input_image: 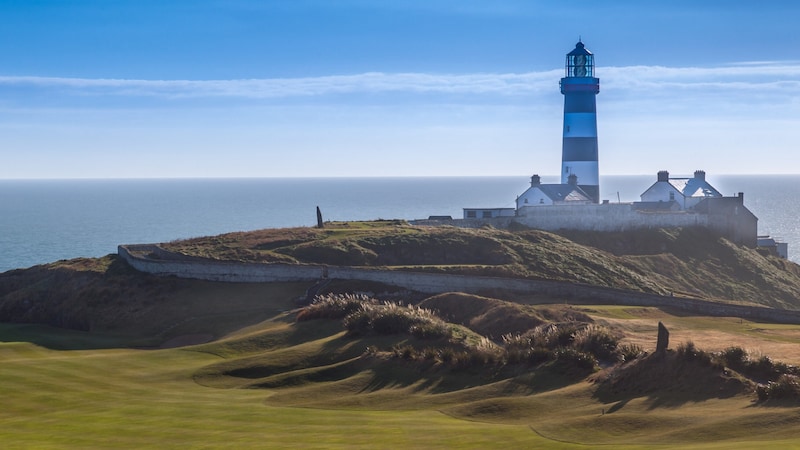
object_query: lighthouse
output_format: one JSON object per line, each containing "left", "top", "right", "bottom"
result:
{"left": 560, "top": 40, "right": 600, "bottom": 203}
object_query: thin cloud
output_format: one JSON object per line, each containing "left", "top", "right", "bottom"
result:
{"left": 0, "top": 62, "right": 799, "bottom": 99}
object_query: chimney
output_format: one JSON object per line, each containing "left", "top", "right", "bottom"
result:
{"left": 738, "top": 192, "right": 744, "bottom": 204}
{"left": 530, "top": 174, "right": 541, "bottom": 186}
{"left": 567, "top": 173, "right": 578, "bottom": 186}
{"left": 657, "top": 170, "right": 669, "bottom": 182}
{"left": 694, "top": 170, "right": 706, "bottom": 181}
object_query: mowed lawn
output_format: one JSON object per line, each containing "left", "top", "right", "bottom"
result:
{"left": 0, "top": 337, "right": 565, "bottom": 449}
{"left": 3, "top": 309, "right": 800, "bottom": 448}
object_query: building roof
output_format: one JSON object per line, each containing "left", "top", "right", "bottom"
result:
{"left": 567, "top": 41, "right": 592, "bottom": 56}
{"left": 667, "top": 178, "right": 722, "bottom": 198}
{"left": 521, "top": 183, "right": 592, "bottom": 203}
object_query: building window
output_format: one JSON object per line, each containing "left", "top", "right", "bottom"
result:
{"left": 482, "top": 211, "right": 493, "bottom": 218}
{"left": 466, "top": 211, "right": 476, "bottom": 218}
{"left": 669, "top": 191, "right": 675, "bottom": 201}
{"left": 524, "top": 198, "right": 528, "bottom": 203}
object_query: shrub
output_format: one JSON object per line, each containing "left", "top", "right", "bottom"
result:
{"left": 676, "top": 341, "right": 712, "bottom": 365}
{"left": 297, "top": 293, "right": 373, "bottom": 321}
{"left": 553, "top": 347, "right": 596, "bottom": 371}
{"left": 617, "top": 343, "right": 644, "bottom": 363}
{"left": 343, "top": 301, "right": 450, "bottom": 339}
{"left": 391, "top": 344, "right": 417, "bottom": 359}
{"left": 502, "top": 332, "right": 532, "bottom": 351}
{"left": 530, "top": 323, "right": 579, "bottom": 349}
{"left": 757, "top": 375, "right": 800, "bottom": 402}
{"left": 573, "top": 325, "right": 619, "bottom": 361}
{"left": 718, "top": 346, "right": 748, "bottom": 371}
{"left": 438, "top": 347, "right": 456, "bottom": 363}
{"left": 342, "top": 305, "right": 375, "bottom": 336}
{"left": 409, "top": 321, "right": 450, "bottom": 340}
{"left": 421, "top": 347, "right": 438, "bottom": 360}
{"left": 527, "top": 347, "right": 552, "bottom": 365}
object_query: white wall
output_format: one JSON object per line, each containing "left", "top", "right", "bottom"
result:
{"left": 516, "top": 187, "right": 552, "bottom": 208}
{"left": 641, "top": 182, "right": 683, "bottom": 208}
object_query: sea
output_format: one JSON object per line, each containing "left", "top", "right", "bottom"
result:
{"left": 1, "top": 175, "right": 798, "bottom": 273}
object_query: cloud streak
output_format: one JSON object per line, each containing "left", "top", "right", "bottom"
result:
{"left": 1, "top": 62, "right": 799, "bottom": 100}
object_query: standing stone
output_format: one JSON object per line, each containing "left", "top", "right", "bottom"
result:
{"left": 656, "top": 321, "right": 669, "bottom": 353}
{"left": 316, "top": 206, "right": 324, "bottom": 229}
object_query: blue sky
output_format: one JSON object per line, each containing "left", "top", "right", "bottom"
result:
{"left": 2, "top": 0, "right": 799, "bottom": 178}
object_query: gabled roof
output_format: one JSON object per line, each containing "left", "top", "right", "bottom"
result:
{"left": 667, "top": 178, "right": 722, "bottom": 198}
{"left": 522, "top": 184, "right": 592, "bottom": 203}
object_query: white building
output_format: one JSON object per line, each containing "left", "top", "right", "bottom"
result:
{"left": 516, "top": 174, "right": 592, "bottom": 214}
{"left": 640, "top": 170, "right": 722, "bottom": 210}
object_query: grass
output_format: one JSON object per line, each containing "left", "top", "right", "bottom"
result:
{"left": 0, "top": 336, "right": 573, "bottom": 449}
{"left": 3, "top": 302, "right": 800, "bottom": 447}
{"left": 581, "top": 305, "right": 800, "bottom": 364}
{"left": 158, "top": 221, "right": 800, "bottom": 310}
{"left": 5, "top": 222, "right": 800, "bottom": 447}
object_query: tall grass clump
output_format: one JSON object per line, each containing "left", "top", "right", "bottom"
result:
{"left": 296, "top": 293, "right": 375, "bottom": 321}
{"left": 572, "top": 324, "right": 619, "bottom": 361}
{"left": 617, "top": 343, "right": 644, "bottom": 362}
{"left": 529, "top": 323, "right": 580, "bottom": 349}
{"left": 676, "top": 340, "right": 713, "bottom": 366}
{"left": 343, "top": 302, "right": 450, "bottom": 339}
{"left": 715, "top": 347, "right": 799, "bottom": 382}
{"left": 757, "top": 375, "right": 800, "bottom": 402}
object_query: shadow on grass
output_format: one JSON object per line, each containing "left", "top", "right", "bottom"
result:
{"left": 0, "top": 323, "right": 152, "bottom": 350}
{"left": 593, "top": 351, "right": 749, "bottom": 410}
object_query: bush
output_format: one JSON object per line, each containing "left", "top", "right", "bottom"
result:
{"left": 617, "top": 343, "right": 644, "bottom": 363}
{"left": 529, "top": 323, "right": 579, "bottom": 349}
{"left": 676, "top": 341, "right": 712, "bottom": 365}
{"left": 343, "top": 302, "right": 450, "bottom": 339}
{"left": 573, "top": 325, "right": 619, "bottom": 361}
{"left": 297, "top": 293, "right": 374, "bottom": 321}
{"left": 718, "top": 346, "right": 748, "bottom": 371}
{"left": 527, "top": 347, "right": 552, "bottom": 365}
{"left": 757, "top": 375, "right": 800, "bottom": 402}
{"left": 409, "top": 321, "right": 450, "bottom": 340}
{"left": 715, "top": 348, "right": 799, "bottom": 382}
{"left": 501, "top": 332, "right": 532, "bottom": 351}
{"left": 342, "top": 305, "right": 375, "bottom": 336}
{"left": 553, "top": 347, "right": 596, "bottom": 372}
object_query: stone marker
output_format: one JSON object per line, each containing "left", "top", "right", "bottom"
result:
{"left": 316, "top": 206, "right": 324, "bottom": 229}
{"left": 656, "top": 321, "right": 669, "bottom": 353}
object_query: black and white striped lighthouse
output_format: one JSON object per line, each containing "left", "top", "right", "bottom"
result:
{"left": 560, "top": 40, "right": 600, "bottom": 203}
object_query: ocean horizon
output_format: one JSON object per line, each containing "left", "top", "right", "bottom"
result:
{"left": 2, "top": 175, "right": 798, "bottom": 273}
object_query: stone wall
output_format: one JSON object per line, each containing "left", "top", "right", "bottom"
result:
{"left": 118, "top": 244, "right": 800, "bottom": 324}
{"left": 414, "top": 200, "right": 756, "bottom": 247}
{"left": 515, "top": 203, "right": 708, "bottom": 232}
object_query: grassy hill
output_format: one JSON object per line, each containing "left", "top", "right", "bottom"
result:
{"left": 164, "top": 221, "right": 800, "bottom": 309}
{"left": 2, "top": 292, "right": 800, "bottom": 447}
{"left": 3, "top": 221, "right": 800, "bottom": 447}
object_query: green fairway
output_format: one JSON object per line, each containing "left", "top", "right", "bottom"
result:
{"left": 0, "top": 339, "right": 576, "bottom": 449}
{"left": 2, "top": 314, "right": 800, "bottom": 449}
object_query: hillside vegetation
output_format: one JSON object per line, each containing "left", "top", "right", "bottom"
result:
{"left": 3, "top": 221, "right": 800, "bottom": 447}
{"left": 164, "top": 221, "right": 800, "bottom": 309}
